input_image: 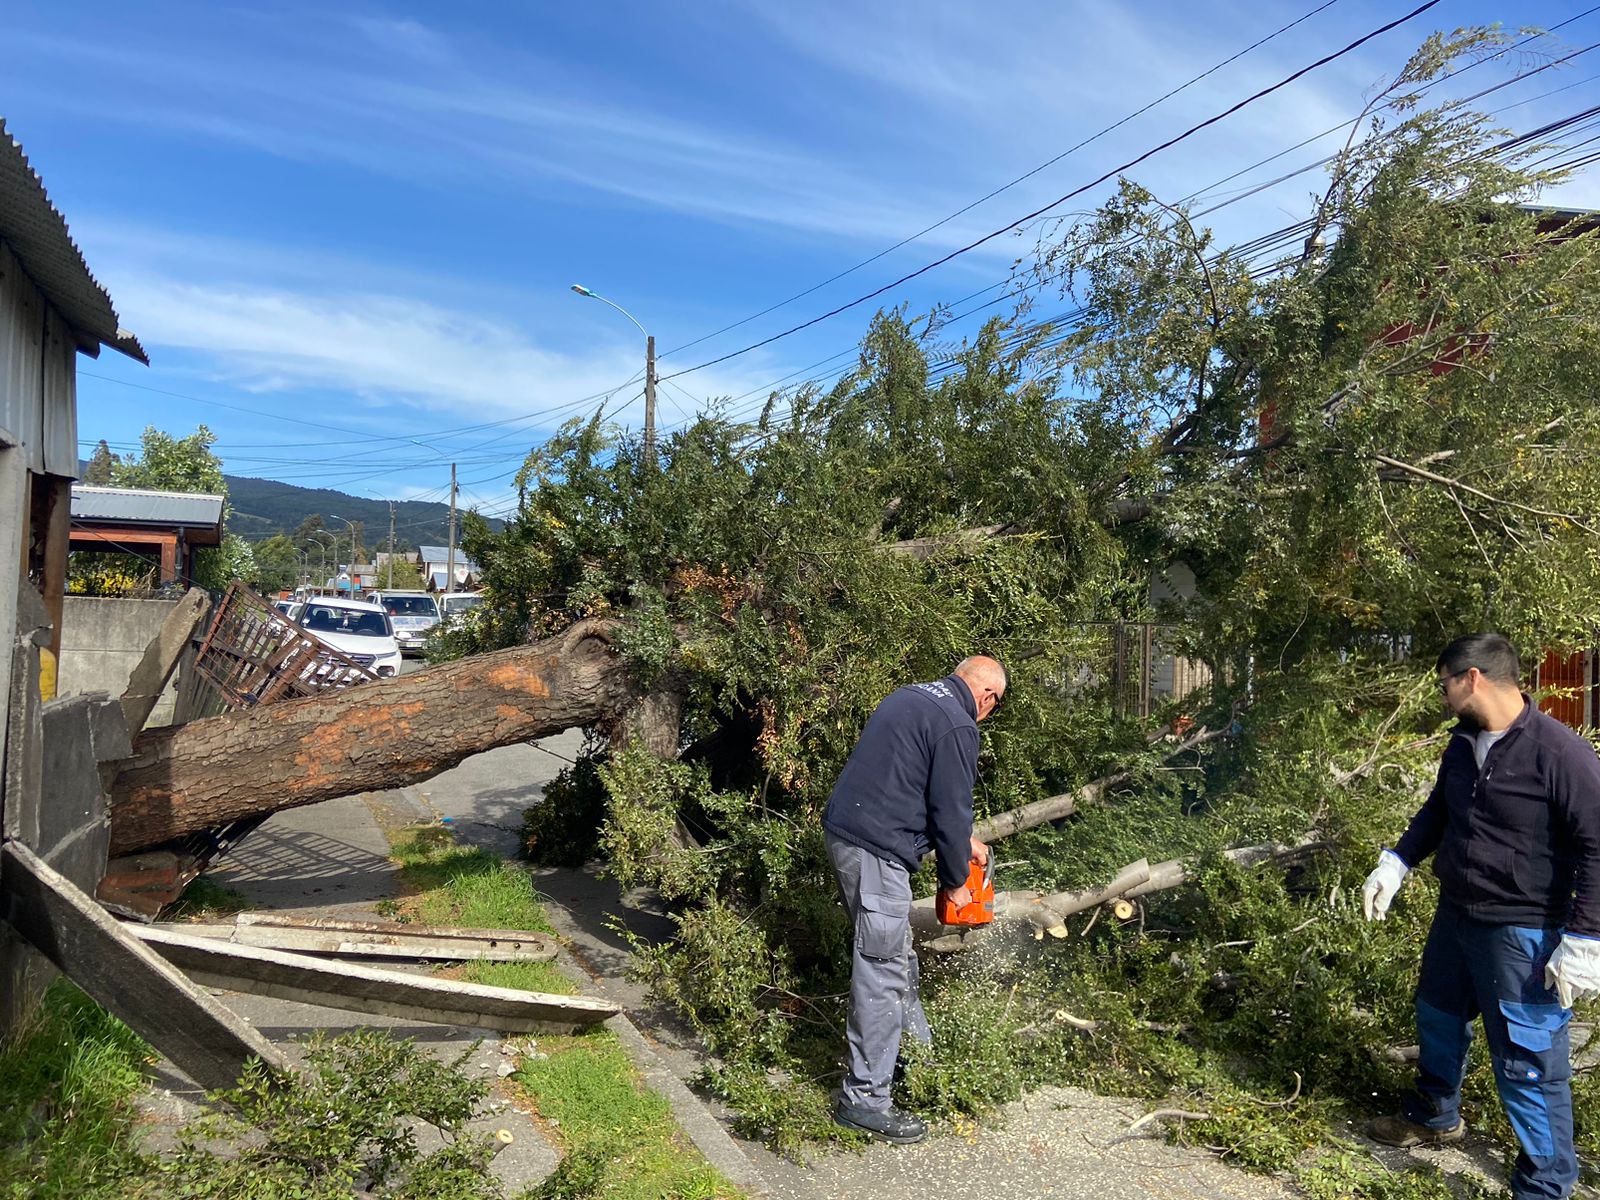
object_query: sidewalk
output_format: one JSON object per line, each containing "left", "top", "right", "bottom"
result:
{"left": 155, "top": 740, "right": 1502, "bottom": 1199}
{"left": 381, "top": 741, "right": 1300, "bottom": 1200}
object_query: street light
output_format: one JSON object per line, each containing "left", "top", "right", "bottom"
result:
{"left": 410, "top": 441, "right": 458, "bottom": 596}
{"left": 308, "top": 531, "right": 334, "bottom": 591}
{"left": 328, "top": 514, "right": 357, "bottom": 594}
{"left": 570, "top": 283, "right": 656, "bottom": 466}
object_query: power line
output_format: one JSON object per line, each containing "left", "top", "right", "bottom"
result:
{"left": 658, "top": 1, "right": 1443, "bottom": 384}
{"left": 703, "top": 98, "right": 1600, "bottom": 440}
{"left": 660, "top": 31, "right": 1600, "bottom": 436}
{"left": 659, "top": 0, "right": 1347, "bottom": 361}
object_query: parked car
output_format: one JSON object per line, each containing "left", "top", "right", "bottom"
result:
{"left": 295, "top": 597, "right": 402, "bottom": 677}
{"left": 367, "top": 590, "right": 440, "bottom": 657}
{"left": 438, "top": 591, "right": 484, "bottom": 620}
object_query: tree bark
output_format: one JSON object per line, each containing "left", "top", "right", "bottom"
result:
{"left": 109, "top": 619, "right": 638, "bottom": 855}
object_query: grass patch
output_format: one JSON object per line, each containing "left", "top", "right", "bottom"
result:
{"left": 163, "top": 872, "right": 248, "bottom": 920}
{"left": 390, "top": 823, "right": 743, "bottom": 1197}
{"left": 0, "top": 979, "right": 153, "bottom": 1200}
{"left": 388, "top": 823, "right": 570, "bottom": 994}
{"left": 518, "top": 1030, "right": 740, "bottom": 1200}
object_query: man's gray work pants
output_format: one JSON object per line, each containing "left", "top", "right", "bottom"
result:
{"left": 826, "top": 835, "right": 932, "bottom": 1112}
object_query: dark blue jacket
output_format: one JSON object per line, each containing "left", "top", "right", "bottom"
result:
{"left": 1395, "top": 696, "right": 1600, "bottom": 935}
{"left": 822, "top": 675, "right": 980, "bottom": 889}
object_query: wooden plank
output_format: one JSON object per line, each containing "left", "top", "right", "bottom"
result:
{"left": 120, "top": 588, "right": 209, "bottom": 734}
{"left": 146, "top": 913, "right": 559, "bottom": 962}
{"left": 0, "top": 841, "right": 292, "bottom": 1091}
{"left": 132, "top": 923, "right": 618, "bottom": 1032}
{"left": 233, "top": 912, "right": 558, "bottom": 961}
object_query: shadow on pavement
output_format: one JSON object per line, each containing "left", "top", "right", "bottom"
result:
{"left": 211, "top": 826, "right": 400, "bottom": 909}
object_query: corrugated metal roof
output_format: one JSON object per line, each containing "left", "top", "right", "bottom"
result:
{"left": 418, "top": 545, "right": 479, "bottom": 572}
{"left": 0, "top": 119, "right": 146, "bottom": 363}
{"left": 71, "top": 484, "right": 224, "bottom": 528}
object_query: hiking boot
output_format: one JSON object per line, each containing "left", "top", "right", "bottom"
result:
{"left": 833, "top": 1101, "right": 928, "bottom": 1145}
{"left": 1366, "top": 1114, "right": 1465, "bottom": 1148}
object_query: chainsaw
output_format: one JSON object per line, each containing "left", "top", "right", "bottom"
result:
{"left": 935, "top": 853, "right": 995, "bottom": 926}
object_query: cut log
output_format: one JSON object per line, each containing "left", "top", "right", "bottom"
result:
{"left": 914, "top": 838, "right": 1325, "bottom": 947}
{"left": 0, "top": 841, "right": 292, "bottom": 1091}
{"left": 154, "top": 912, "right": 559, "bottom": 962}
{"left": 132, "top": 923, "right": 618, "bottom": 1032}
{"left": 109, "top": 619, "right": 637, "bottom": 855}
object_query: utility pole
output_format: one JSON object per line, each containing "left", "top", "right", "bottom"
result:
{"left": 644, "top": 334, "right": 657, "bottom": 468}
{"left": 446, "top": 463, "right": 457, "bottom": 595}
{"left": 386, "top": 500, "right": 396, "bottom": 589}
{"left": 570, "top": 286, "right": 655, "bottom": 469}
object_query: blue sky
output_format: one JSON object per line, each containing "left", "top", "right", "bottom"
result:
{"left": 8, "top": 1, "right": 1600, "bottom": 521}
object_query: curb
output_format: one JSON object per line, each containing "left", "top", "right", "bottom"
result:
{"left": 539, "top": 928, "right": 770, "bottom": 1197}
{"left": 601, "top": 1006, "right": 769, "bottom": 1197}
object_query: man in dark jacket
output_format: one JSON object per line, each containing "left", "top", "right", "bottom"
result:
{"left": 1363, "top": 633, "right": 1600, "bottom": 1199}
{"left": 822, "top": 655, "right": 1006, "bottom": 1144}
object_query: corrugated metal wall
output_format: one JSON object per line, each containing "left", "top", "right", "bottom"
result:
{"left": 0, "top": 239, "right": 78, "bottom": 477}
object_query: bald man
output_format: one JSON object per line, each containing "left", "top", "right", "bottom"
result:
{"left": 822, "top": 656, "right": 1005, "bottom": 1143}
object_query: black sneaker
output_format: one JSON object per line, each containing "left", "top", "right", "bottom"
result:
{"left": 1366, "top": 1114, "right": 1465, "bottom": 1148}
{"left": 833, "top": 1100, "right": 928, "bottom": 1145}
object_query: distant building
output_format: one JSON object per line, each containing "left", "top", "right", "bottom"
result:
{"left": 69, "top": 485, "right": 224, "bottom": 587}
{"left": 414, "top": 545, "right": 479, "bottom": 591}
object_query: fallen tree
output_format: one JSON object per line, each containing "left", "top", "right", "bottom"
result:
{"left": 108, "top": 618, "right": 649, "bottom": 855}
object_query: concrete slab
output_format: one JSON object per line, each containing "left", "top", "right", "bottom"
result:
{"left": 209, "top": 793, "right": 403, "bottom": 915}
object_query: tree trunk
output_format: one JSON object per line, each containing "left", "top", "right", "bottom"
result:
{"left": 109, "top": 619, "right": 637, "bottom": 855}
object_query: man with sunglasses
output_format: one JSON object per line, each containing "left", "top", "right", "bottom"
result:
{"left": 822, "top": 655, "right": 1006, "bottom": 1144}
{"left": 1363, "top": 633, "right": 1600, "bottom": 1199}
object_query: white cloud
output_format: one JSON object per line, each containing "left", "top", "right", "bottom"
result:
{"left": 107, "top": 268, "right": 784, "bottom": 423}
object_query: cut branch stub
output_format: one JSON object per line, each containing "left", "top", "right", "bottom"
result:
{"left": 109, "top": 619, "right": 639, "bottom": 855}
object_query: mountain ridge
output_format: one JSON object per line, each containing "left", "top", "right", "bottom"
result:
{"left": 222, "top": 474, "right": 504, "bottom": 549}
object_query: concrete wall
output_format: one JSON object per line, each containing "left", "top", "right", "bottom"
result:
{"left": 58, "top": 596, "right": 181, "bottom": 727}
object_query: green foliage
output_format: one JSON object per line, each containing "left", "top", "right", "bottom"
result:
{"left": 112, "top": 424, "right": 227, "bottom": 495}
{"left": 155, "top": 1031, "right": 502, "bottom": 1199}
{"left": 252, "top": 533, "right": 302, "bottom": 594}
{"left": 0, "top": 980, "right": 152, "bottom": 1200}
{"left": 385, "top": 554, "right": 428, "bottom": 590}
{"left": 81, "top": 438, "right": 118, "bottom": 485}
{"left": 66, "top": 550, "right": 154, "bottom": 597}
{"left": 521, "top": 755, "right": 610, "bottom": 867}
{"left": 439, "top": 30, "right": 1600, "bottom": 1196}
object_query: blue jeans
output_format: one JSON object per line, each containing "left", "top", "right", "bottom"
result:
{"left": 1407, "top": 901, "right": 1577, "bottom": 1199}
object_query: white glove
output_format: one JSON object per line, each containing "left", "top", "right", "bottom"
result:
{"left": 1362, "top": 850, "right": 1410, "bottom": 921}
{"left": 1545, "top": 933, "right": 1600, "bottom": 1009}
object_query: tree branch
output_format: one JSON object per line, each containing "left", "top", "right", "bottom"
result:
{"left": 1371, "top": 452, "right": 1600, "bottom": 536}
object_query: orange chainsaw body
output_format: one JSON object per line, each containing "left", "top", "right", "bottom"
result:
{"left": 935, "top": 854, "right": 995, "bottom": 926}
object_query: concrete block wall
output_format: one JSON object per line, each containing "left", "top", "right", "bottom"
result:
{"left": 58, "top": 596, "right": 181, "bottom": 727}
